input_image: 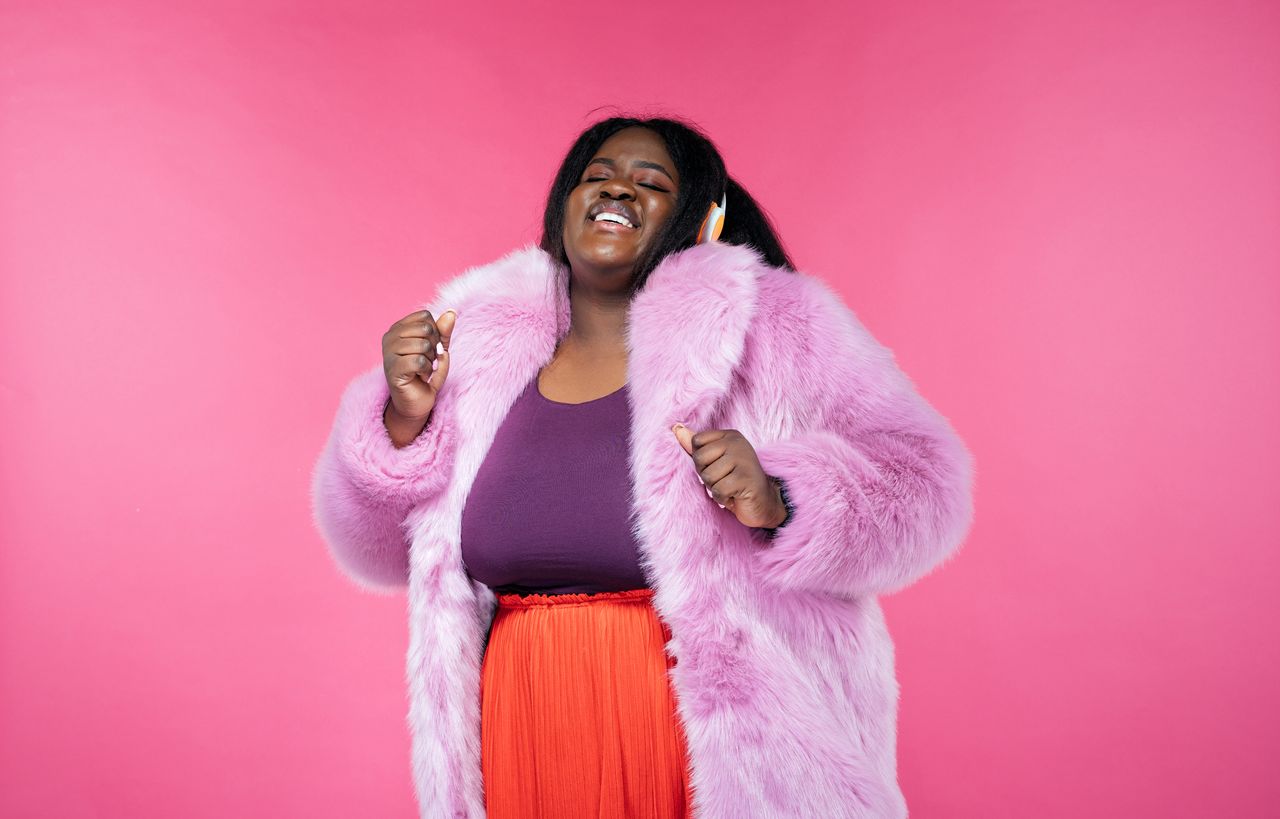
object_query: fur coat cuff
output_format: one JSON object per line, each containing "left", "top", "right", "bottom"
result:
{"left": 751, "top": 422, "right": 974, "bottom": 600}
{"left": 310, "top": 363, "right": 456, "bottom": 591}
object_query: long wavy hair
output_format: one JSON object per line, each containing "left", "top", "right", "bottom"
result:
{"left": 539, "top": 115, "right": 795, "bottom": 295}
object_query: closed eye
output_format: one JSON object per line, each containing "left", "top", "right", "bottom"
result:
{"left": 584, "top": 176, "right": 669, "bottom": 193}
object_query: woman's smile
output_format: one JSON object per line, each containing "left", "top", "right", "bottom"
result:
{"left": 591, "top": 218, "right": 637, "bottom": 232}
{"left": 588, "top": 200, "right": 641, "bottom": 230}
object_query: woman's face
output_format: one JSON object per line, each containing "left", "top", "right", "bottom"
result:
{"left": 562, "top": 126, "right": 681, "bottom": 287}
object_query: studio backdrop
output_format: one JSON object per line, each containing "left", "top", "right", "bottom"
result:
{"left": 1, "top": 1, "right": 1277, "bottom": 817}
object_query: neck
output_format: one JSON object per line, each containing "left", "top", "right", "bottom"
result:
{"left": 562, "top": 274, "right": 631, "bottom": 353}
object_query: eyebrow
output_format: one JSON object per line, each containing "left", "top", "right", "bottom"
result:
{"left": 586, "top": 156, "right": 676, "bottom": 183}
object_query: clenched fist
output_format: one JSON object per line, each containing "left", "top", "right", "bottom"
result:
{"left": 671, "top": 423, "right": 789, "bottom": 532}
{"left": 381, "top": 308, "right": 457, "bottom": 447}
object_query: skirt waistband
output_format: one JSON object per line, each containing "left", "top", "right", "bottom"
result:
{"left": 496, "top": 587, "right": 655, "bottom": 609}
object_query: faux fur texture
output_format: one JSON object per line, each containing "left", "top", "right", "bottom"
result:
{"left": 310, "top": 240, "right": 976, "bottom": 817}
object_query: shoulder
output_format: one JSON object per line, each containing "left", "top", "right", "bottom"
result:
{"left": 751, "top": 259, "right": 897, "bottom": 371}
{"left": 423, "top": 243, "right": 560, "bottom": 315}
{"left": 738, "top": 258, "right": 912, "bottom": 432}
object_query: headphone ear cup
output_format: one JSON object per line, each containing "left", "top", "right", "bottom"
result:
{"left": 697, "top": 196, "right": 727, "bottom": 244}
{"left": 696, "top": 202, "right": 714, "bottom": 244}
{"left": 708, "top": 205, "right": 725, "bottom": 242}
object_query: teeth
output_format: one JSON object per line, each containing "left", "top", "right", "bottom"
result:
{"left": 594, "top": 212, "right": 634, "bottom": 228}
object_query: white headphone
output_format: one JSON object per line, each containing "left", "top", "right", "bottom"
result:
{"left": 696, "top": 192, "right": 728, "bottom": 244}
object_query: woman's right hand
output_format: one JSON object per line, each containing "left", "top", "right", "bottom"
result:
{"left": 382, "top": 308, "right": 458, "bottom": 429}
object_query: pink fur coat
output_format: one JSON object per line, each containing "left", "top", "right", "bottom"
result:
{"left": 310, "top": 240, "right": 975, "bottom": 818}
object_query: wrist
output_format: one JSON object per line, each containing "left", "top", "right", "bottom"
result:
{"left": 764, "top": 476, "right": 792, "bottom": 530}
{"left": 385, "top": 396, "right": 435, "bottom": 423}
{"left": 383, "top": 398, "right": 432, "bottom": 447}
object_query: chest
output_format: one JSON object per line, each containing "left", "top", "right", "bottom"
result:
{"left": 535, "top": 345, "right": 628, "bottom": 404}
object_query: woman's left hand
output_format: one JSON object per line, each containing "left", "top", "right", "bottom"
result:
{"left": 672, "top": 423, "right": 789, "bottom": 531}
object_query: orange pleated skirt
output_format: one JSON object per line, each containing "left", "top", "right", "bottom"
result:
{"left": 480, "top": 587, "right": 693, "bottom": 818}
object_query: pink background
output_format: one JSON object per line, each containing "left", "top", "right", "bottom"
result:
{"left": 2, "top": 1, "right": 1277, "bottom": 817}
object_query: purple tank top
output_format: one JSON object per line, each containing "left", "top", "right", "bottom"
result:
{"left": 460, "top": 373, "right": 649, "bottom": 595}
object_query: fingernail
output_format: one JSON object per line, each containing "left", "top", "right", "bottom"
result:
{"left": 717, "top": 503, "right": 725, "bottom": 509}
{"left": 431, "top": 358, "right": 439, "bottom": 372}
{"left": 436, "top": 341, "right": 444, "bottom": 355}
{"left": 705, "top": 485, "right": 713, "bottom": 498}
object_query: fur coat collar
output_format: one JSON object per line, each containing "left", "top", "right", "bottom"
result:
{"left": 311, "top": 240, "right": 975, "bottom": 818}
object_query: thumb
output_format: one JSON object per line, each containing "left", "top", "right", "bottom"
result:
{"left": 436, "top": 308, "right": 458, "bottom": 349}
{"left": 671, "top": 422, "right": 694, "bottom": 456}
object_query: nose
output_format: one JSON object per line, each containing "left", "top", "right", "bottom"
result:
{"left": 598, "top": 177, "right": 636, "bottom": 200}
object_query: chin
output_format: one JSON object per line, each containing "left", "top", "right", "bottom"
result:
{"left": 567, "top": 237, "right": 643, "bottom": 273}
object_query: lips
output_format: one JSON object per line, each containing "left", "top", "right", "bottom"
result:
{"left": 587, "top": 200, "right": 640, "bottom": 229}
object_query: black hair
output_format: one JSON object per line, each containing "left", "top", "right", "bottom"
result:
{"left": 539, "top": 114, "right": 795, "bottom": 294}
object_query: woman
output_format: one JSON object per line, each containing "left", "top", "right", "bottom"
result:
{"left": 311, "top": 115, "right": 975, "bottom": 819}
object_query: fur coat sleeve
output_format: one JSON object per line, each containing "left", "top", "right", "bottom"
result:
{"left": 310, "top": 354, "right": 456, "bottom": 593}
{"left": 747, "top": 272, "right": 975, "bottom": 600}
